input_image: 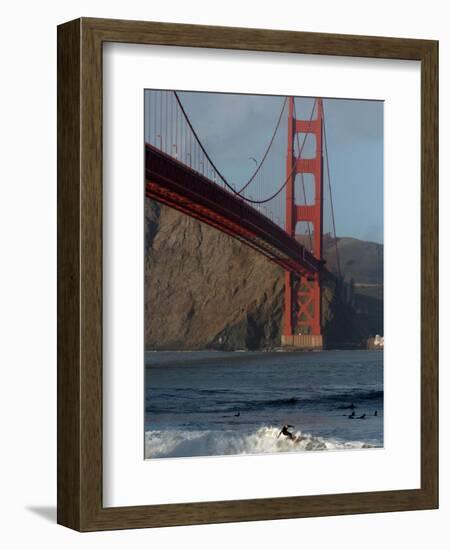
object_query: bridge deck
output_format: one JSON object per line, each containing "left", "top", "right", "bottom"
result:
{"left": 145, "top": 143, "right": 323, "bottom": 276}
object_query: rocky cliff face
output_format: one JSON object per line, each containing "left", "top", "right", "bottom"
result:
{"left": 145, "top": 200, "right": 284, "bottom": 350}
{"left": 144, "top": 200, "right": 382, "bottom": 350}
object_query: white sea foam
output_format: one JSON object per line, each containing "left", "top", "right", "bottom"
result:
{"left": 145, "top": 426, "right": 377, "bottom": 459}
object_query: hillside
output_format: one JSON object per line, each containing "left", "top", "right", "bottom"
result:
{"left": 145, "top": 200, "right": 383, "bottom": 350}
{"left": 297, "top": 233, "right": 384, "bottom": 338}
{"left": 297, "top": 233, "right": 383, "bottom": 285}
{"left": 145, "top": 200, "right": 284, "bottom": 351}
{"left": 321, "top": 234, "right": 383, "bottom": 337}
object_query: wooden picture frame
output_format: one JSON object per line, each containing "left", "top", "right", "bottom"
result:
{"left": 57, "top": 17, "right": 438, "bottom": 531}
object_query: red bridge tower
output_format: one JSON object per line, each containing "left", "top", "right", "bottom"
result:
{"left": 282, "top": 97, "right": 324, "bottom": 350}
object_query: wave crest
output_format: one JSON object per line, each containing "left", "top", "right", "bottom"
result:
{"left": 145, "top": 426, "right": 377, "bottom": 459}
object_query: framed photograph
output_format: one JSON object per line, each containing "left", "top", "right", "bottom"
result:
{"left": 57, "top": 17, "right": 438, "bottom": 531}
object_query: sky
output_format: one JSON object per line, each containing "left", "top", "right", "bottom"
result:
{"left": 145, "top": 90, "right": 384, "bottom": 244}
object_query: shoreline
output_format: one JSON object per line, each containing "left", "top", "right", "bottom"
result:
{"left": 144, "top": 348, "right": 383, "bottom": 368}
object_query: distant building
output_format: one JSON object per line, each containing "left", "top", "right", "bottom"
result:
{"left": 367, "top": 334, "right": 384, "bottom": 349}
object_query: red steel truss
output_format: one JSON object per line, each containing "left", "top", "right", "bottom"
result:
{"left": 283, "top": 97, "right": 324, "bottom": 338}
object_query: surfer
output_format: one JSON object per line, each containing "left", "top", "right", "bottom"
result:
{"left": 277, "top": 424, "right": 296, "bottom": 441}
{"left": 358, "top": 413, "right": 366, "bottom": 419}
{"left": 348, "top": 411, "right": 356, "bottom": 419}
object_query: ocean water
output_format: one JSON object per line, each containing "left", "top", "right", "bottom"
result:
{"left": 144, "top": 349, "right": 383, "bottom": 459}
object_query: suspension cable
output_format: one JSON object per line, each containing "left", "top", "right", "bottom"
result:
{"left": 174, "top": 91, "right": 286, "bottom": 196}
{"left": 240, "top": 99, "right": 317, "bottom": 204}
{"left": 322, "top": 101, "right": 342, "bottom": 279}
{"left": 231, "top": 99, "right": 317, "bottom": 204}
{"left": 236, "top": 97, "right": 287, "bottom": 193}
{"left": 174, "top": 91, "right": 317, "bottom": 205}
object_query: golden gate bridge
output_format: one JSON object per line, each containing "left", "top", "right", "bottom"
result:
{"left": 145, "top": 91, "right": 342, "bottom": 350}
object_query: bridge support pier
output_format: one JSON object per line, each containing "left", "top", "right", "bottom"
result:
{"left": 281, "top": 334, "right": 323, "bottom": 350}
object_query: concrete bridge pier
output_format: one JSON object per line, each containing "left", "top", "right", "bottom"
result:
{"left": 281, "top": 334, "right": 323, "bottom": 351}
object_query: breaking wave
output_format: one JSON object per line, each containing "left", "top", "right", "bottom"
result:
{"left": 145, "top": 426, "right": 379, "bottom": 459}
